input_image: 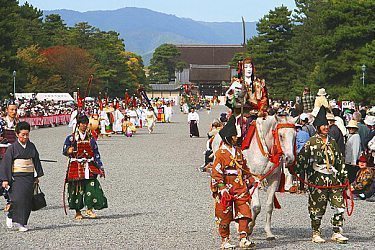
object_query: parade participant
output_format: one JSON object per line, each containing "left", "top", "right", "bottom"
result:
{"left": 88, "top": 110, "right": 100, "bottom": 140}
{"left": 0, "top": 99, "right": 19, "bottom": 212}
{"left": 188, "top": 107, "right": 199, "bottom": 137}
{"left": 68, "top": 107, "right": 78, "bottom": 133}
{"left": 293, "top": 106, "right": 349, "bottom": 243}
{"left": 122, "top": 116, "right": 135, "bottom": 137}
{"left": 345, "top": 120, "right": 361, "bottom": 183}
{"left": 127, "top": 106, "right": 138, "bottom": 127}
{"left": 211, "top": 117, "right": 255, "bottom": 249}
{"left": 145, "top": 107, "right": 156, "bottom": 134}
{"left": 226, "top": 58, "right": 268, "bottom": 116}
{"left": 164, "top": 102, "right": 173, "bottom": 123}
{"left": 112, "top": 106, "right": 124, "bottom": 134}
{"left": 0, "top": 99, "right": 19, "bottom": 146}
{"left": 0, "top": 121, "right": 44, "bottom": 231}
{"left": 351, "top": 155, "right": 375, "bottom": 200}
{"left": 99, "top": 109, "right": 110, "bottom": 137}
{"left": 63, "top": 115, "right": 108, "bottom": 220}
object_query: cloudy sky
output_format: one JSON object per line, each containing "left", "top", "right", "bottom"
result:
{"left": 19, "top": 0, "right": 296, "bottom": 22}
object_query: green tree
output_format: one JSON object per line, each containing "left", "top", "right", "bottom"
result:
{"left": 247, "top": 6, "right": 294, "bottom": 99}
{"left": 42, "top": 14, "right": 69, "bottom": 47}
{"left": 148, "top": 44, "right": 181, "bottom": 84}
{"left": 290, "top": 0, "right": 374, "bottom": 103}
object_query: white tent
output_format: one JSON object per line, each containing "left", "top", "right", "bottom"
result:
{"left": 35, "top": 93, "right": 74, "bottom": 101}
{"left": 15, "top": 93, "right": 35, "bottom": 99}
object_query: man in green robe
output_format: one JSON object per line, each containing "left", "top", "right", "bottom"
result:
{"left": 292, "top": 106, "right": 349, "bottom": 244}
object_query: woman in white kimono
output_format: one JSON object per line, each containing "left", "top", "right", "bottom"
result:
{"left": 145, "top": 107, "right": 156, "bottom": 134}
{"left": 112, "top": 108, "right": 124, "bottom": 134}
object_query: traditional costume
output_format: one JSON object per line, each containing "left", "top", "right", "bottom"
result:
{"left": 63, "top": 115, "right": 107, "bottom": 219}
{"left": 99, "top": 110, "right": 110, "bottom": 136}
{"left": 293, "top": 106, "right": 349, "bottom": 243}
{"left": 127, "top": 108, "right": 138, "bottom": 127}
{"left": 351, "top": 155, "right": 375, "bottom": 199}
{"left": 0, "top": 100, "right": 19, "bottom": 212}
{"left": 145, "top": 108, "right": 156, "bottom": 134}
{"left": 188, "top": 108, "right": 199, "bottom": 137}
{"left": 122, "top": 118, "right": 136, "bottom": 137}
{"left": 112, "top": 108, "right": 124, "bottom": 134}
{"left": 210, "top": 117, "right": 255, "bottom": 249}
{"left": 0, "top": 122, "right": 44, "bottom": 231}
{"left": 164, "top": 103, "right": 173, "bottom": 123}
{"left": 225, "top": 58, "right": 268, "bottom": 142}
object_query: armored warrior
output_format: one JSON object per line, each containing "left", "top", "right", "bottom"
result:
{"left": 210, "top": 116, "right": 255, "bottom": 249}
{"left": 0, "top": 99, "right": 19, "bottom": 212}
{"left": 293, "top": 106, "right": 349, "bottom": 243}
{"left": 63, "top": 115, "right": 108, "bottom": 220}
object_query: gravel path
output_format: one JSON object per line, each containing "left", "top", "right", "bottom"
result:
{"left": 0, "top": 106, "right": 373, "bottom": 249}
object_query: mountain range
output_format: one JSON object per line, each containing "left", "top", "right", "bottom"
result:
{"left": 43, "top": 7, "right": 257, "bottom": 65}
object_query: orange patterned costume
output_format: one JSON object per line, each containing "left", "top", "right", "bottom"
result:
{"left": 211, "top": 145, "right": 254, "bottom": 238}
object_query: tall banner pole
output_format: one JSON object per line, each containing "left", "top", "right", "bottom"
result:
{"left": 240, "top": 17, "right": 247, "bottom": 136}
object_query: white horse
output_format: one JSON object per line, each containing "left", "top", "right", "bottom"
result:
{"left": 212, "top": 115, "right": 296, "bottom": 240}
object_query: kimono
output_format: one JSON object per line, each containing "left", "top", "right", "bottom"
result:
{"left": 63, "top": 131, "right": 107, "bottom": 211}
{"left": 352, "top": 167, "right": 375, "bottom": 198}
{"left": 112, "top": 109, "right": 124, "bottom": 133}
{"left": 295, "top": 134, "right": 348, "bottom": 233}
{"left": 0, "top": 116, "right": 18, "bottom": 206}
{"left": 188, "top": 111, "right": 199, "bottom": 137}
{"left": 145, "top": 110, "right": 156, "bottom": 133}
{"left": 211, "top": 145, "right": 253, "bottom": 238}
{"left": 0, "top": 140, "right": 44, "bottom": 226}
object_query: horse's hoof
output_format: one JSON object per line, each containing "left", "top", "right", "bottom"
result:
{"left": 266, "top": 236, "right": 276, "bottom": 241}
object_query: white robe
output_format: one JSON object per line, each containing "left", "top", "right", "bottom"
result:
{"left": 127, "top": 110, "right": 138, "bottom": 127}
{"left": 164, "top": 106, "right": 173, "bottom": 122}
{"left": 68, "top": 110, "right": 78, "bottom": 132}
{"left": 188, "top": 112, "right": 199, "bottom": 123}
{"left": 99, "top": 110, "right": 109, "bottom": 134}
{"left": 113, "top": 109, "right": 124, "bottom": 133}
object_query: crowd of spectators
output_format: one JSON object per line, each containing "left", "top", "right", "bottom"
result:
{"left": 0, "top": 98, "right": 74, "bottom": 118}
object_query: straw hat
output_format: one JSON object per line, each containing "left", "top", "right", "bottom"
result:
{"left": 317, "top": 88, "right": 327, "bottom": 96}
{"left": 346, "top": 120, "right": 358, "bottom": 129}
{"left": 326, "top": 113, "right": 335, "bottom": 121}
{"left": 364, "top": 115, "right": 375, "bottom": 126}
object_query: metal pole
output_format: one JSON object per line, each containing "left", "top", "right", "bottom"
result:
{"left": 362, "top": 71, "right": 365, "bottom": 87}
{"left": 13, "top": 70, "right": 16, "bottom": 97}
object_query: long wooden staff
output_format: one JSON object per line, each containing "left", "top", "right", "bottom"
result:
{"left": 240, "top": 16, "right": 247, "bottom": 137}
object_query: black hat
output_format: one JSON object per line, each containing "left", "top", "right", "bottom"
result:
{"left": 219, "top": 115, "right": 237, "bottom": 144}
{"left": 313, "top": 106, "right": 328, "bottom": 128}
{"left": 77, "top": 114, "right": 89, "bottom": 124}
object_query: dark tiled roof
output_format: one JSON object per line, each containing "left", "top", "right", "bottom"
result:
{"left": 176, "top": 44, "right": 244, "bottom": 65}
{"left": 190, "top": 67, "right": 231, "bottom": 81}
{"left": 150, "top": 84, "right": 181, "bottom": 91}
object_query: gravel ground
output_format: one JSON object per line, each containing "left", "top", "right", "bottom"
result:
{"left": 0, "top": 106, "right": 374, "bottom": 249}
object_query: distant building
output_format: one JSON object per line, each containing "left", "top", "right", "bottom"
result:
{"left": 175, "top": 44, "right": 244, "bottom": 96}
{"left": 149, "top": 83, "right": 181, "bottom": 99}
